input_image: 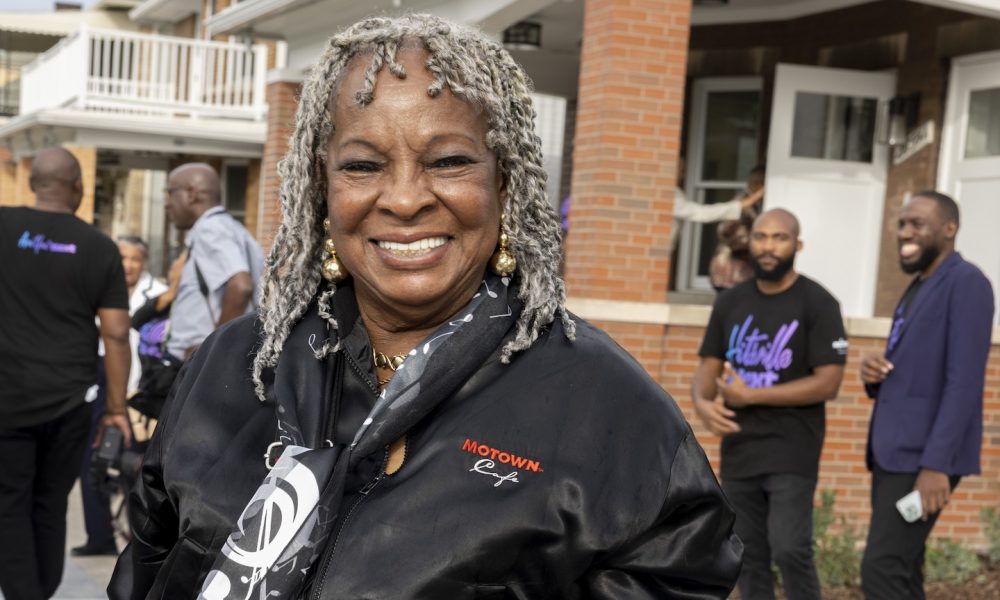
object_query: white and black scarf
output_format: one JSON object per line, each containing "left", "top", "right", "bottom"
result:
{"left": 198, "top": 275, "right": 520, "bottom": 600}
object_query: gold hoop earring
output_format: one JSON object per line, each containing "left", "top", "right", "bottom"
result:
{"left": 489, "top": 214, "right": 516, "bottom": 277}
{"left": 321, "top": 218, "right": 348, "bottom": 283}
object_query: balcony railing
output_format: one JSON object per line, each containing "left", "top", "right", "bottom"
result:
{"left": 20, "top": 26, "right": 268, "bottom": 121}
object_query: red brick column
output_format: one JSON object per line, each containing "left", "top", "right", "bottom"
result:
{"left": 564, "top": 0, "right": 691, "bottom": 303}
{"left": 257, "top": 79, "right": 301, "bottom": 251}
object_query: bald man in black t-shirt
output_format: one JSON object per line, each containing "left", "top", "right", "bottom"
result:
{"left": 693, "top": 209, "right": 847, "bottom": 600}
{"left": 0, "top": 147, "right": 131, "bottom": 599}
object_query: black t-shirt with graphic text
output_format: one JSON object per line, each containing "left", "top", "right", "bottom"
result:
{"left": 699, "top": 275, "right": 847, "bottom": 480}
{"left": 0, "top": 207, "right": 128, "bottom": 428}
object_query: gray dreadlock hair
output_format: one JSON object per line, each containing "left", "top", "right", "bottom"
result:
{"left": 251, "top": 13, "right": 575, "bottom": 401}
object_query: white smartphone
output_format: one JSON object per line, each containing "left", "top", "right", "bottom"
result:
{"left": 896, "top": 490, "right": 922, "bottom": 523}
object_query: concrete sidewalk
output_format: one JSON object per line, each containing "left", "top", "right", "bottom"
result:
{"left": 0, "top": 482, "right": 120, "bottom": 600}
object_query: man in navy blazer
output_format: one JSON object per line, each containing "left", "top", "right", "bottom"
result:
{"left": 859, "top": 191, "right": 994, "bottom": 600}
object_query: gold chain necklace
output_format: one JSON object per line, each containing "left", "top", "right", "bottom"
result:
{"left": 372, "top": 350, "right": 406, "bottom": 371}
{"left": 373, "top": 349, "right": 407, "bottom": 386}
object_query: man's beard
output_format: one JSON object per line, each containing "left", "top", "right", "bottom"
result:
{"left": 900, "top": 243, "right": 940, "bottom": 275}
{"left": 752, "top": 252, "right": 796, "bottom": 281}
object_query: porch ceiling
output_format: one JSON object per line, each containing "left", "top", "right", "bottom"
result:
{"left": 693, "top": 0, "right": 871, "bottom": 25}
{"left": 693, "top": 0, "right": 1000, "bottom": 24}
{"left": 0, "top": 109, "right": 265, "bottom": 160}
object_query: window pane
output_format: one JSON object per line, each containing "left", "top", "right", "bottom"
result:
{"left": 701, "top": 91, "right": 760, "bottom": 181}
{"left": 791, "top": 92, "right": 877, "bottom": 163}
{"left": 965, "top": 87, "right": 1000, "bottom": 159}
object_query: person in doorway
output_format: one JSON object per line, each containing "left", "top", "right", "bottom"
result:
{"left": 860, "top": 191, "right": 994, "bottom": 600}
{"left": 0, "top": 147, "right": 132, "bottom": 599}
{"left": 162, "top": 163, "right": 264, "bottom": 361}
{"left": 708, "top": 215, "right": 754, "bottom": 292}
{"left": 693, "top": 208, "right": 848, "bottom": 600}
{"left": 708, "top": 166, "right": 765, "bottom": 291}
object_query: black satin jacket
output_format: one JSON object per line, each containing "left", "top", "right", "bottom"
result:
{"left": 109, "top": 301, "right": 741, "bottom": 599}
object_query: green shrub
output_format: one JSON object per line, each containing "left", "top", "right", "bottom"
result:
{"left": 812, "top": 489, "right": 862, "bottom": 587}
{"left": 925, "top": 538, "right": 981, "bottom": 583}
{"left": 980, "top": 506, "right": 1000, "bottom": 563}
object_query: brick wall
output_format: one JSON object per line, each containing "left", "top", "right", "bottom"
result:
{"left": 591, "top": 318, "right": 1000, "bottom": 547}
{"left": 564, "top": 0, "right": 691, "bottom": 302}
{"left": 257, "top": 80, "right": 299, "bottom": 249}
{"left": 244, "top": 158, "right": 261, "bottom": 238}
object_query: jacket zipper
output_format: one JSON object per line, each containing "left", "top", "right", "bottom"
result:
{"left": 309, "top": 347, "right": 392, "bottom": 598}
{"left": 310, "top": 446, "right": 389, "bottom": 600}
{"left": 344, "top": 349, "right": 379, "bottom": 396}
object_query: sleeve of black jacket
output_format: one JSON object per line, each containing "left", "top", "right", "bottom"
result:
{"left": 582, "top": 429, "right": 743, "bottom": 599}
{"left": 107, "top": 358, "right": 192, "bottom": 599}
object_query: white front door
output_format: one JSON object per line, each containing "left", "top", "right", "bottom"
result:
{"left": 765, "top": 64, "right": 895, "bottom": 318}
{"left": 939, "top": 51, "right": 1000, "bottom": 323}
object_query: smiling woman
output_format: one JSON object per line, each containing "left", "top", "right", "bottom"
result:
{"left": 109, "top": 14, "right": 742, "bottom": 600}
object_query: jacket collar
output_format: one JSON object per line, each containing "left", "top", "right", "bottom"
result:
{"left": 887, "top": 251, "right": 962, "bottom": 355}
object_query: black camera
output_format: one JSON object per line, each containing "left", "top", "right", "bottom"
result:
{"left": 90, "top": 426, "right": 143, "bottom": 496}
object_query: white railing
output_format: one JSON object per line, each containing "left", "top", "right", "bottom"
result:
{"left": 20, "top": 26, "right": 268, "bottom": 121}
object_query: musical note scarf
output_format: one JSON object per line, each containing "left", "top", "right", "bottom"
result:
{"left": 198, "top": 274, "right": 520, "bottom": 599}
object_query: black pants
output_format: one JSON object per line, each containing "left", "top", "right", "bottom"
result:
{"left": 78, "top": 372, "right": 115, "bottom": 549}
{"left": 723, "top": 473, "right": 821, "bottom": 600}
{"left": 861, "top": 465, "right": 960, "bottom": 600}
{"left": 0, "top": 401, "right": 92, "bottom": 600}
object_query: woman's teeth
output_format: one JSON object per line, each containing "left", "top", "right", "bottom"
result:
{"left": 900, "top": 243, "right": 920, "bottom": 259}
{"left": 377, "top": 236, "right": 447, "bottom": 256}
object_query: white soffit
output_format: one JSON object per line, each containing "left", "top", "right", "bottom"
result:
{"left": 0, "top": 109, "right": 266, "bottom": 147}
{"left": 204, "top": 0, "right": 312, "bottom": 37}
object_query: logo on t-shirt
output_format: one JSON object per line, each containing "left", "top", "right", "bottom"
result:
{"left": 17, "top": 231, "right": 77, "bottom": 255}
{"left": 832, "top": 338, "right": 849, "bottom": 355}
{"left": 725, "top": 315, "right": 798, "bottom": 388}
